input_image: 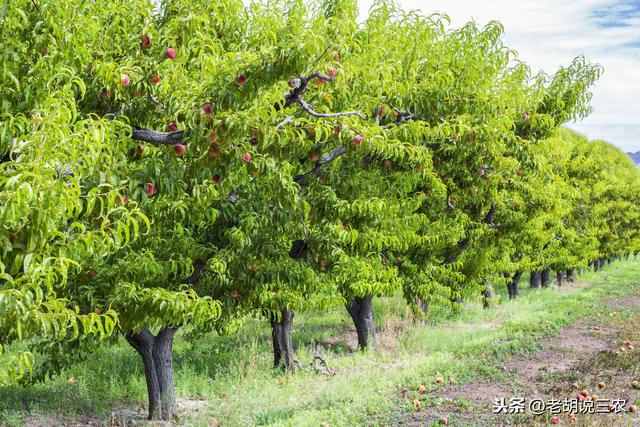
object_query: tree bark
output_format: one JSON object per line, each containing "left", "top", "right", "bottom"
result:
{"left": 271, "top": 309, "right": 296, "bottom": 370}
{"left": 541, "top": 269, "right": 551, "bottom": 288}
{"left": 131, "top": 128, "right": 183, "bottom": 144}
{"left": 556, "top": 271, "right": 564, "bottom": 285}
{"left": 506, "top": 271, "right": 522, "bottom": 300}
{"left": 594, "top": 259, "right": 601, "bottom": 271}
{"left": 529, "top": 270, "right": 541, "bottom": 289}
{"left": 125, "top": 326, "right": 178, "bottom": 421}
{"left": 482, "top": 284, "right": 494, "bottom": 308}
{"left": 346, "top": 295, "right": 376, "bottom": 349}
{"left": 414, "top": 297, "right": 429, "bottom": 315}
{"left": 566, "top": 269, "right": 575, "bottom": 283}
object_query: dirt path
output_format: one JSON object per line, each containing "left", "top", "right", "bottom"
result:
{"left": 402, "top": 294, "right": 640, "bottom": 426}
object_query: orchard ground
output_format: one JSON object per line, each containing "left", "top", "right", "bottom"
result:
{"left": 2, "top": 260, "right": 640, "bottom": 427}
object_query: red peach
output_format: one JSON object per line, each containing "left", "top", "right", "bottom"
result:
{"left": 209, "top": 146, "right": 222, "bottom": 158}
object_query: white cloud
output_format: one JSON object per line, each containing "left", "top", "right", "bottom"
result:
{"left": 357, "top": 0, "right": 640, "bottom": 152}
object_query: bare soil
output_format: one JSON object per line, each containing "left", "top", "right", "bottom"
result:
{"left": 401, "top": 294, "right": 640, "bottom": 426}
{"left": 18, "top": 397, "right": 208, "bottom": 427}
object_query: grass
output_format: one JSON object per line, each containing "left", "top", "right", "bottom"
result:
{"left": 2, "top": 259, "right": 640, "bottom": 426}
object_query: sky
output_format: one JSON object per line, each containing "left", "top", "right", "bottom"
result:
{"left": 356, "top": 0, "right": 640, "bottom": 152}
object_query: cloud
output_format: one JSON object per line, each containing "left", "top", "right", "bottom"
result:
{"left": 356, "top": 0, "right": 640, "bottom": 151}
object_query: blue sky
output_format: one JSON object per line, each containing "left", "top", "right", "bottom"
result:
{"left": 355, "top": 0, "right": 640, "bottom": 152}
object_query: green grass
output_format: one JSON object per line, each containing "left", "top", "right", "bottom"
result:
{"left": 2, "top": 259, "right": 640, "bottom": 426}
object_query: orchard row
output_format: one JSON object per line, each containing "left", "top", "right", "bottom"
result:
{"left": 1, "top": 0, "right": 638, "bottom": 421}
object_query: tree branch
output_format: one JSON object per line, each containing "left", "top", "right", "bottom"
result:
{"left": 184, "top": 259, "right": 207, "bottom": 285}
{"left": 297, "top": 99, "right": 367, "bottom": 120}
{"left": 293, "top": 145, "right": 347, "bottom": 188}
{"left": 131, "top": 128, "right": 183, "bottom": 145}
{"left": 442, "top": 204, "right": 498, "bottom": 265}
{"left": 274, "top": 71, "right": 366, "bottom": 120}
{"left": 275, "top": 116, "right": 294, "bottom": 130}
{"left": 384, "top": 110, "right": 417, "bottom": 129}
{"left": 484, "top": 204, "right": 497, "bottom": 227}
{"left": 227, "top": 191, "right": 241, "bottom": 204}
{"left": 446, "top": 195, "right": 455, "bottom": 210}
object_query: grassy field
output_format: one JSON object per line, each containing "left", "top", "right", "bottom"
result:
{"left": 2, "top": 259, "right": 640, "bottom": 426}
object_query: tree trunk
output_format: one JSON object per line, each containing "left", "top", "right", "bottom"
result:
{"left": 482, "top": 284, "right": 494, "bottom": 308}
{"left": 594, "top": 259, "right": 601, "bottom": 271}
{"left": 541, "top": 269, "right": 551, "bottom": 288}
{"left": 530, "top": 270, "right": 541, "bottom": 289}
{"left": 507, "top": 271, "right": 522, "bottom": 299}
{"left": 556, "top": 271, "right": 564, "bottom": 285}
{"left": 566, "top": 269, "right": 575, "bottom": 283}
{"left": 271, "top": 309, "right": 296, "bottom": 371}
{"left": 414, "top": 297, "right": 429, "bottom": 315}
{"left": 346, "top": 295, "right": 376, "bottom": 349}
{"left": 125, "top": 326, "right": 178, "bottom": 421}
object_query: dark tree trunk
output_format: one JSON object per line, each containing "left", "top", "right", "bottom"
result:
{"left": 625, "top": 253, "right": 630, "bottom": 260}
{"left": 271, "top": 309, "right": 296, "bottom": 370}
{"left": 414, "top": 297, "right": 429, "bottom": 316}
{"left": 481, "top": 284, "right": 494, "bottom": 308}
{"left": 541, "top": 269, "right": 551, "bottom": 288}
{"left": 594, "top": 259, "right": 601, "bottom": 271}
{"left": 507, "top": 271, "right": 522, "bottom": 300}
{"left": 530, "top": 270, "right": 541, "bottom": 289}
{"left": 566, "top": 269, "right": 575, "bottom": 283}
{"left": 346, "top": 295, "right": 376, "bottom": 349}
{"left": 556, "top": 271, "right": 564, "bottom": 285}
{"left": 126, "top": 326, "right": 178, "bottom": 421}
{"left": 607, "top": 258, "right": 612, "bottom": 264}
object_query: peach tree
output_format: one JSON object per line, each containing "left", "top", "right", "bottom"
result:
{"left": 0, "top": 83, "right": 147, "bottom": 384}
{"left": 1, "top": 0, "right": 626, "bottom": 421}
